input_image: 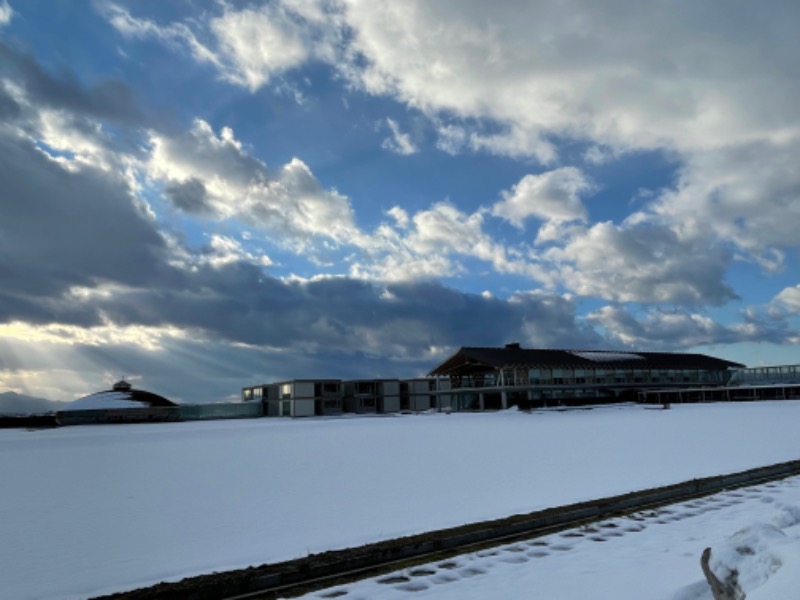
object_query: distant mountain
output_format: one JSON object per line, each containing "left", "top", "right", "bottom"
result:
{"left": 0, "top": 392, "right": 64, "bottom": 415}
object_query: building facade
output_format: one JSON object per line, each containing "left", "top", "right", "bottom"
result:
{"left": 428, "top": 344, "right": 744, "bottom": 409}
{"left": 242, "top": 377, "right": 450, "bottom": 417}
{"left": 344, "top": 379, "right": 401, "bottom": 413}
{"left": 243, "top": 380, "right": 344, "bottom": 417}
{"left": 400, "top": 378, "right": 452, "bottom": 412}
{"left": 638, "top": 363, "right": 800, "bottom": 404}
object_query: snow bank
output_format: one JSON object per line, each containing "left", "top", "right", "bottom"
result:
{"left": 705, "top": 502, "right": 800, "bottom": 599}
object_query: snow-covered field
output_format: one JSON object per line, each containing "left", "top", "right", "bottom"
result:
{"left": 2, "top": 401, "right": 800, "bottom": 600}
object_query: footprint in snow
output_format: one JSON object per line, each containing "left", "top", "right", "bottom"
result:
{"left": 500, "top": 555, "right": 530, "bottom": 564}
{"left": 459, "top": 567, "right": 486, "bottom": 577}
{"left": 527, "top": 539, "right": 549, "bottom": 546}
{"left": 378, "top": 575, "right": 410, "bottom": 585}
{"left": 396, "top": 581, "right": 429, "bottom": 592}
{"left": 550, "top": 544, "right": 573, "bottom": 551}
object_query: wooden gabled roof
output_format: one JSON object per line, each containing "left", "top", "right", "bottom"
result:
{"left": 427, "top": 345, "right": 744, "bottom": 376}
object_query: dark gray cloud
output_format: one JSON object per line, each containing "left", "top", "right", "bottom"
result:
{"left": 0, "top": 87, "right": 20, "bottom": 119}
{"left": 0, "top": 132, "right": 176, "bottom": 320}
{"left": 82, "top": 266, "right": 603, "bottom": 357}
{"left": 0, "top": 282, "right": 605, "bottom": 403}
{"left": 0, "top": 41, "right": 143, "bottom": 125}
{"left": 164, "top": 177, "right": 214, "bottom": 215}
{"left": 587, "top": 305, "right": 794, "bottom": 350}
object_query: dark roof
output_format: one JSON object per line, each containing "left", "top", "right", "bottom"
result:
{"left": 112, "top": 379, "right": 132, "bottom": 392}
{"left": 125, "top": 389, "right": 177, "bottom": 407}
{"left": 428, "top": 346, "right": 745, "bottom": 376}
{"left": 64, "top": 386, "right": 177, "bottom": 410}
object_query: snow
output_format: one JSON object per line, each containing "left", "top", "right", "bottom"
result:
{"left": 63, "top": 391, "right": 149, "bottom": 410}
{"left": 2, "top": 401, "right": 800, "bottom": 599}
{"left": 298, "top": 477, "right": 800, "bottom": 600}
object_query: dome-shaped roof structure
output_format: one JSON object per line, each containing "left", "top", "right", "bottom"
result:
{"left": 64, "top": 381, "right": 177, "bottom": 411}
{"left": 112, "top": 379, "right": 132, "bottom": 392}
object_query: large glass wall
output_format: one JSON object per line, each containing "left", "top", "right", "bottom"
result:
{"left": 729, "top": 365, "right": 800, "bottom": 385}
{"left": 452, "top": 367, "right": 729, "bottom": 389}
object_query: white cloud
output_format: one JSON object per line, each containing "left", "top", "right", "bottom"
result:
{"left": 407, "top": 203, "right": 490, "bottom": 257}
{"left": 467, "top": 125, "right": 557, "bottom": 164}
{"left": 649, "top": 139, "right": 800, "bottom": 270}
{"left": 147, "top": 119, "right": 361, "bottom": 251}
{"left": 103, "top": 1, "right": 343, "bottom": 93}
{"left": 381, "top": 118, "right": 417, "bottom": 155}
{"left": 341, "top": 1, "right": 800, "bottom": 154}
{"left": 492, "top": 167, "right": 592, "bottom": 228}
{"left": 35, "top": 109, "right": 119, "bottom": 173}
{"left": 583, "top": 145, "right": 621, "bottom": 166}
{"left": 337, "top": 0, "right": 800, "bottom": 272}
{"left": 773, "top": 285, "right": 800, "bottom": 313}
{"left": 387, "top": 206, "right": 409, "bottom": 228}
{"left": 0, "top": 1, "right": 12, "bottom": 25}
{"left": 0, "top": 77, "right": 131, "bottom": 175}
{"left": 587, "top": 306, "right": 727, "bottom": 348}
{"left": 435, "top": 123, "right": 467, "bottom": 155}
{"left": 200, "top": 234, "right": 273, "bottom": 269}
{"left": 0, "top": 319, "right": 187, "bottom": 352}
{"left": 438, "top": 122, "right": 556, "bottom": 163}
{"left": 209, "top": 5, "right": 310, "bottom": 91}
{"left": 352, "top": 202, "right": 546, "bottom": 283}
{"left": 537, "top": 220, "right": 736, "bottom": 305}
{"left": 102, "top": 3, "right": 221, "bottom": 68}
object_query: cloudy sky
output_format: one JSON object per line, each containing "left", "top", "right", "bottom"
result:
{"left": 1, "top": 0, "right": 799, "bottom": 403}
